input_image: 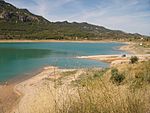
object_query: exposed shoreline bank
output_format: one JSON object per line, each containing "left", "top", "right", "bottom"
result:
{"left": 0, "top": 66, "right": 81, "bottom": 113}
{"left": 76, "top": 41, "right": 150, "bottom": 66}
{"left": 0, "top": 66, "right": 47, "bottom": 113}
{"left": 11, "top": 66, "right": 81, "bottom": 113}
{"left": 0, "top": 39, "right": 126, "bottom": 43}
{"left": 77, "top": 54, "right": 150, "bottom": 66}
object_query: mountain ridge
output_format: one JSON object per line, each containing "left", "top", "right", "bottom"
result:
{"left": 0, "top": 0, "right": 149, "bottom": 40}
{"left": 0, "top": 0, "right": 49, "bottom": 23}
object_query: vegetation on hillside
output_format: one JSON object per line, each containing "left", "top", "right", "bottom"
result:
{"left": 0, "top": 0, "right": 150, "bottom": 41}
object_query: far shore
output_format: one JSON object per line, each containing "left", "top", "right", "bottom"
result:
{"left": 0, "top": 39, "right": 127, "bottom": 43}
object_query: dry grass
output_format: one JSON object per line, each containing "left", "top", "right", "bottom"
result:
{"left": 57, "top": 61, "right": 150, "bottom": 113}
{"left": 13, "top": 61, "right": 150, "bottom": 113}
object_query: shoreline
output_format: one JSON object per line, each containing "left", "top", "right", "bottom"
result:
{"left": 0, "top": 66, "right": 47, "bottom": 113}
{"left": 119, "top": 42, "right": 138, "bottom": 54}
{"left": 7, "top": 66, "right": 46, "bottom": 85}
{"left": 0, "top": 41, "right": 149, "bottom": 113}
{"left": 76, "top": 54, "right": 150, "bottom": 66}
{"left": 119, "top": 42, "right": 150, "bottom": 54}
{"left": 76, "top": 42, "right": 150, "bottom": 66}
{"left": 11, "top": 66, "right": 79, "bottom": 113}
{"left": 0, "top": 66, "right": 78, "bottom": 113}
{"left": 9, "top": 42, "right": 131, "bottom": 113}
{"left": 0, "top": 39, "right": 125, "bottom": 43}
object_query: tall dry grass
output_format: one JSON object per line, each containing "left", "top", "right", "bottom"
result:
{"left": 57, "top": 61, "right": 150, "bottom": 113}
{"left": 13, "top": 61, "right": 150, "bottom": 113}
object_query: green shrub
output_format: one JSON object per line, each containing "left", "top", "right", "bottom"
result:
{"left": 110, "top": 68, "right": 125, "bottom": 84}
{"left": 130, "top": 56, "right": 139, "bottom": 64}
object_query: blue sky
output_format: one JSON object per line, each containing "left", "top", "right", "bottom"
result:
{"left": 5, "top": 0, "right": 150, "bottom": 35}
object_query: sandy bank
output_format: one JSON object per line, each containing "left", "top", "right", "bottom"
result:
{"left": 77, "top": 54, "right": 150, "bottom": 66}
{"left": 0, "top": 39, "right": 122, "bottom": 43}
{"left": 77, "top": 42, "right": 150, "bottom": 66}
{"left": 119, "top": 42, "right": 150, "bottom": 54}
{"left": 11, "top": 66, "right": 84, "bottom": 113}
{"left": 0, "top": 84, "right": 19, "bottom": 113}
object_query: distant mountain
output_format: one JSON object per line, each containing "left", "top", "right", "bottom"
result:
{"left": 0, "top": 0, "right": 149, "bottom": 40}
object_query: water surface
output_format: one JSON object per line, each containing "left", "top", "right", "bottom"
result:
{"left": 0, "top": 42, "right": 126, "bottom": 82}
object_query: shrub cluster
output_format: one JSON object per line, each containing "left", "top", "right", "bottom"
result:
{"left": 110, "top": 68, "right": 125, "bottom": 84}
{"left": 130, "top": 56, "right": 139, "bottom": 64}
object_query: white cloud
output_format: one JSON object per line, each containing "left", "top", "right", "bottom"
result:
{"left": 67, "top": 0, "right": 150, "bottom": 35}
{"left": 32, "top": 0, "right": 76, "bottom": 18}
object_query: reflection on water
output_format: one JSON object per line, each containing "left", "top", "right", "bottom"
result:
{"left": 0, "top": 48, "right": 51, "bottom": 63}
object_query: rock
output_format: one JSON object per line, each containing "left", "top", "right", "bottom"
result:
{"left": 0, "top": 0, "right": 48, "bottom": 23}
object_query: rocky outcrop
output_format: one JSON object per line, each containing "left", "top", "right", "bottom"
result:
{"left": 0, "top": 10, "right": 45, "bottom": 22}
{"left": 0, "top": 0, "right": 48, "bottom": 23}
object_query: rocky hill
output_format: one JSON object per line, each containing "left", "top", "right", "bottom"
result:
{"left": 0, "top": 0, "right": 149, "bottom": 40}
{"left": 0, "top": 0, "right": 48, "bottom": 23}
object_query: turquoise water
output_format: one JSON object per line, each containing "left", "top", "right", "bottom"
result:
{"left": 0, "top": 42, "right": 126, "bottom": 82}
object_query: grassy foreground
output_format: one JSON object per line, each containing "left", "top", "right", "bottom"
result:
{"left": 10, "top": 60, "right": 150, "bottom": 113}
{"left": 55, "top": 61, "right": 150, "bottom": 113}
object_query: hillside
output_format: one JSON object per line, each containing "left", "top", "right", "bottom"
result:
{"left": 0, "top": 0, "right": 149, "bottom": 40}
{"left": 0, "top": 0, "right": 48, "bottom": 23}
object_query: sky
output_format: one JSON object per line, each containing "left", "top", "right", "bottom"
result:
{"left": 5, "top": 0, "right": 150, "bottom": 35}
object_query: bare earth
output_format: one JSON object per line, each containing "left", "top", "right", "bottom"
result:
{"left": 77, "top": 42, "right": 150, "bottom": 66}
{"left": 0, "top": 84, "right": 19, "bottom": 113}
{"left": 119, "top": 42, "right": 150, "bottom": 54}
{"left": 11, "top": 66, "right": 85, "bottom": 113}
{"left": 77, "top": 54, "right": 150, "bottom": 66}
